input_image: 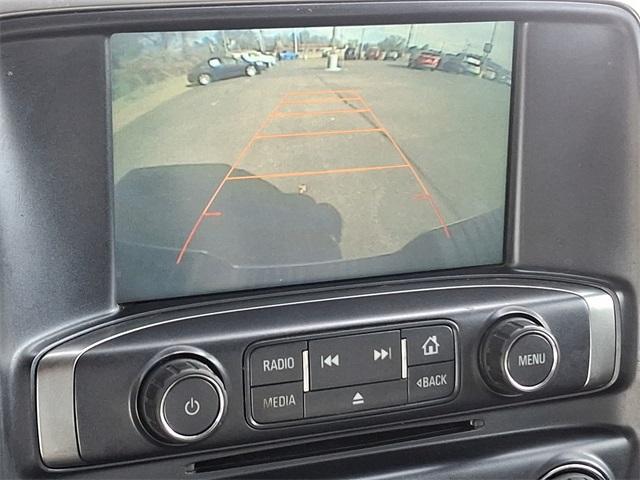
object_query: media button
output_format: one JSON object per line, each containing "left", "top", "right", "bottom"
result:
{"left": 304, "top": 380, "right": 407, "bottom": 417}
{"left": 408, "top": 362, "right": 455, "bottom": 403}
{"left": 251, "top": 382, "right": 303, "bottom": 423}
{"left": 402, "top": 325, "right": 455, "bottom": 365}
{"left": 308, "top": 331, "right": 402, "bottom": 390}
{"left": 250, "top": 342, "right": 306, "bottom": 386}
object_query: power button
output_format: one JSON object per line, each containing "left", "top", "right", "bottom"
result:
{"left": 184, "top": 397, "right": 201, "bottom": 416}
{"left": 162, "top": 376, "right": 221, "bottom": 437}
{"left": 138, "top": 359, "right": 226, "bottom": 443}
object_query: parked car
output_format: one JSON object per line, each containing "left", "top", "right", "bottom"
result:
{"left": 438, "top": 53, "right": 466, "bottom": 74}
{"left": 408, "top": 50, "right": 442, "bottom": 69}
{"left": 187, "top": 57, "right": 265, "bottom": 86}
{"left": 481, "top": 67, "right": 497, "bottom": 80}
{"left": 438, "top": 53, "right": 482, "bottom": 75}
{"left": 278, "top": 50, "right": 298, "bottom": 60}
{"left": 240, "top": 51, "right": 277, "bottom": 68}
{"left": 344, "top": 47, "right": 358, "bottom": 60}
{"left": 384, "top": 50, "right": 401, "bottom": 61}
{"left": 462, "top": 54, "right": 482, "bottom": 75}
{"left": 365, "top": 47, "right": 382, "bottom": 60}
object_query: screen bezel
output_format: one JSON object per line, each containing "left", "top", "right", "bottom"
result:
{"left": 107, "top": 13, "right": 520, "bottom": 304}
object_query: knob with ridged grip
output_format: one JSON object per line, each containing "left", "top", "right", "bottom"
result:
{"left": 138, "top": 358, "right": 226, "bottom": 443}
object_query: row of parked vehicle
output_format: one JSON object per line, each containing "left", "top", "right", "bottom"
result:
{"left": 408, "top": 49, "right": 511, "bottom": 85}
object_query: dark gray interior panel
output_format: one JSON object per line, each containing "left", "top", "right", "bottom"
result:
{"left": 0, "top": 1, "right": 639, "bottom": 479}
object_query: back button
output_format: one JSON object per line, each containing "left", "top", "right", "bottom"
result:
{"left": 408, "top": 362, "right": 455, "bottom": 403}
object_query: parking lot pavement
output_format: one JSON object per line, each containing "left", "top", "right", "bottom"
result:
{"left": 114, "top": 58, "right": 511, "bottom": 262}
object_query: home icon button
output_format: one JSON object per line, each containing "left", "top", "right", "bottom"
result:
{"left": 403, "top": 325, "right": 455, "bottom": 366}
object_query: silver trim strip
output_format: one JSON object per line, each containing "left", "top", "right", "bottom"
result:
{"left": 36, "top": 348, "right": 81, "bottom": 467}
{"left": 582, "top": 290, "right": 617, "bottom": 389}
{"left": 35, "top": 281, "right": 617, "bottom": 467}
{"left": 401, "top": 339, "right": 408, "bottom": 379}
{"left": 302, "top": 350, "right": 310, "bottom": 393}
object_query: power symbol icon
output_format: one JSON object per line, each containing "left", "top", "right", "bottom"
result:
{"left": 184, "top": 397, "right": 200, "bottom": 416}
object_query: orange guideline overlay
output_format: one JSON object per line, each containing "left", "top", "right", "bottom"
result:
{"left": 175, "top": 89, "right": 451, "bottom": 264}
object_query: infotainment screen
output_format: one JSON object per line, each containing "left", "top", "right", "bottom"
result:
{"left": 112, "top": 22, "right": 514, "bottom": 302}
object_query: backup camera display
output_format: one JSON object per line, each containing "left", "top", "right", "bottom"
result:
{"left": 112, "top": 22, "right": 514, "bottom": 302}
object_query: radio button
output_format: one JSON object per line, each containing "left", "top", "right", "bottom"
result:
{"left": 304, "top": 380, "right": 407, "bottom": 418}
{"left": 251, "top": 382, "right": 304, "bottom": 423}
{"left": 308, "top": 331, "right": 401, "bottom": 390}
{"left": 408, "top": 362, "right": 455, "bottom": 403}
{"left": 250, "top": 342, "right": 306, "bottom": 386}
{"left": 402, "top": 325, "right": 455, "bottom": 366}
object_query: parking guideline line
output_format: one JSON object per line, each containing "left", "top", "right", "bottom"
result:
{"left": 228, "top": 164, "right": 408, "bottom": 181}
{"left": 256, "top": 128, "right": 384, "bottom": 140}
{"left": 175, "top": 97, "right": 286, "bottom": 264}
{"left": 272, "top": 108, "right": 372, "bottom": 117}
{"left": 355, "top": 96, "right": 452, "bottom": 239}
{"left": 281, "top": 97, "right": 363, "bottom": 105}
{"left": 284, "top": 89, "right": 359, "bottom": 96}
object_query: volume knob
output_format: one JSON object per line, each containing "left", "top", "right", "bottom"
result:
{"left": 138, "top": 358, "right": 226, "bottom": 443}
{"left": 480, "top": 316, "right": 559, "bottom": 394}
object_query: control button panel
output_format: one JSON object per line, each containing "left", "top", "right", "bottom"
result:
{"left": 246, "top": 321, "right": 458, "bottom": 425}
{"left": 308, "top": 332, "right": 402, "bottom": 389}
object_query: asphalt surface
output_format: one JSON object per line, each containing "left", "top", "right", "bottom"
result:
{"left": 114, "top": 58, "right": 511, "bottom": 263}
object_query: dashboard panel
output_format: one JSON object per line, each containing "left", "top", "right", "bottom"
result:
{"left": 0, "top": 1, "right": 639, "bottom": 479}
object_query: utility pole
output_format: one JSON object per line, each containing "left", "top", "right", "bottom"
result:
{"left": 221, "top": 30, "right": 229, "bottom": 55}
{"left": 256, "top": 29, "right": 266, "bottom": 52}
{"left": 358, "top": 27, "right": 366, "bottom": 58}
{"left": 405, "top": 24, "right": 415, "bottom": 51}
{"left": 330, "top": 26, "right": 337, "bottom": 47}
{"left": 481, "top": 22, "right": 498, "bottom": 76}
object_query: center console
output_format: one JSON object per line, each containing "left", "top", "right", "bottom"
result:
{"left": 37, "top": 278, "right": 618, "bottom": 467}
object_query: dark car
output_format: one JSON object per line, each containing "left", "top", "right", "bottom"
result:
{"left": 438, "top": 53, "right": 482, "bottom": 75}
{"left": 344, "top": 47, "right": 358, "bottom": 60}
{"left": 438, "top": 53, "right": 466, "bottom": 74}
{"left": 187, "top": 57, "right": 265, "bottom": 86}
{"left": 408, "top": 50, "right": 441, "bottom": 69}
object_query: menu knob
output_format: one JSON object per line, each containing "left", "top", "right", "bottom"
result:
{"left": 480, "top": 316, "right": 559, "bottom": 394}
